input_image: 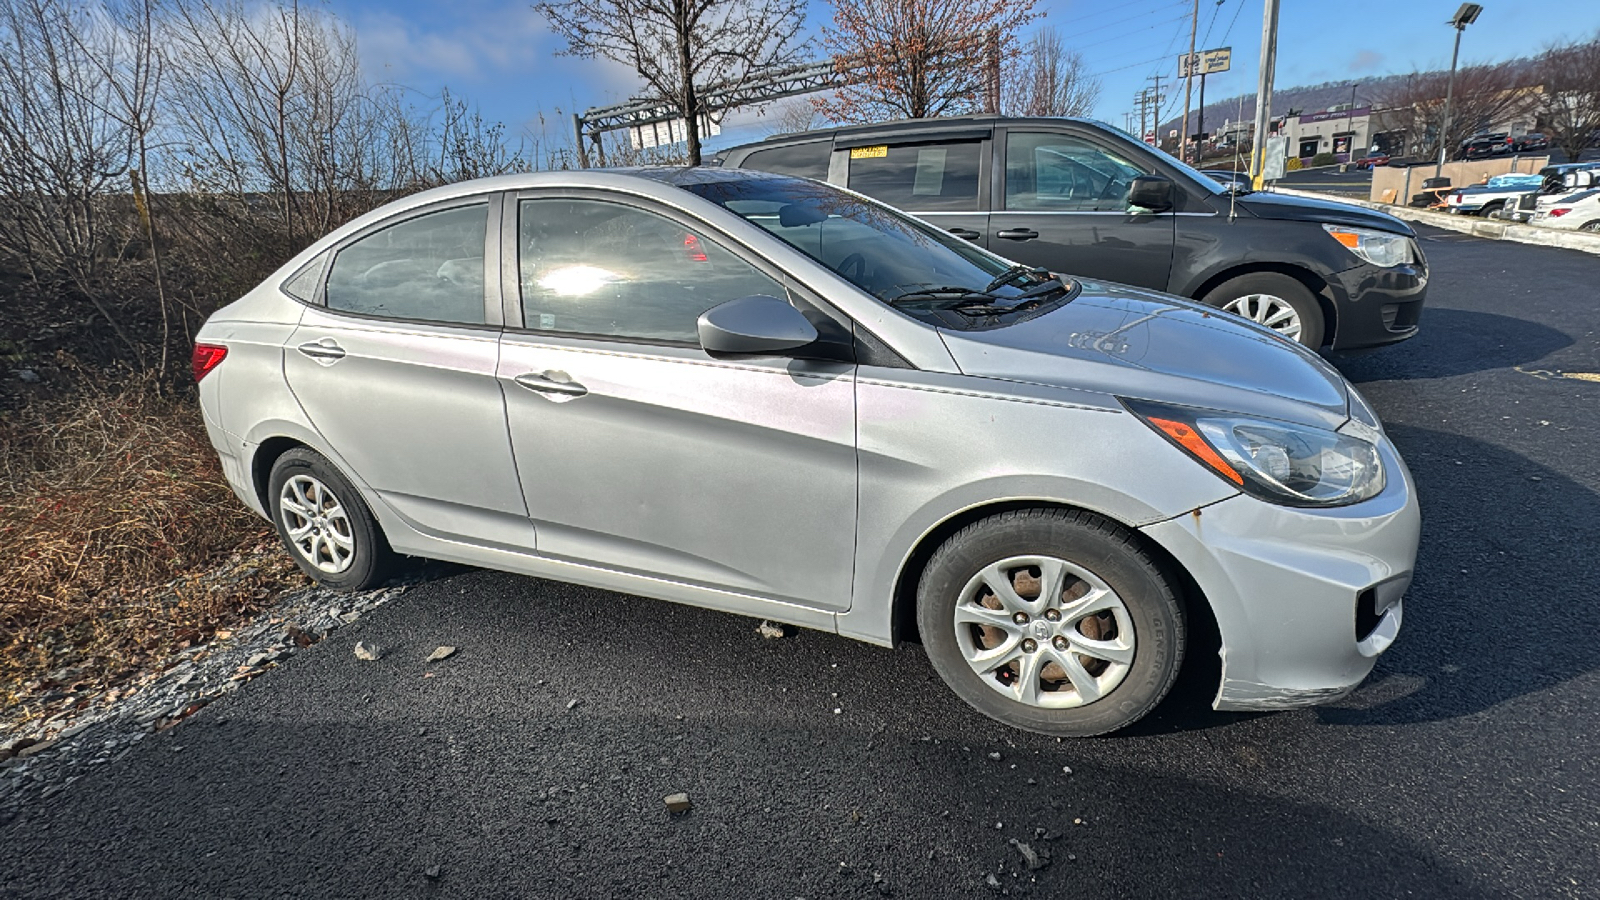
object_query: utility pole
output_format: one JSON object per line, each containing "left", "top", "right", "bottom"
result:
{"left": 1180, "top": 0, "right": 1199, "bottom": 164}
{"left": 1146, "top": 75, "right": 1165, "bottom": 145}
{"left": 1249, "top": 0, "right": 1281, "bottom": 189}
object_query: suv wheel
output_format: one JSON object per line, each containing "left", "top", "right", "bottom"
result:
{"left": 916, "top": 508, "right": 1185, "bottom": 737}
{"left": 1201, "top": 272, "right": 1325, "bottom": 349}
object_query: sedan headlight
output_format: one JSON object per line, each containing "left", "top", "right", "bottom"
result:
{"left": 1322, "top": 224, "right": 1414, "bottom": 267}
{"left": 1123, "top": 399, "right": 1386, "bottom": 507}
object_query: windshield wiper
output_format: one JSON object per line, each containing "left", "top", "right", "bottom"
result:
{"left": 983, "top": 264, "right": 1050, "bottom": 293}
{"left": 884, "top": 286, "right": 1001, "bottom": 308}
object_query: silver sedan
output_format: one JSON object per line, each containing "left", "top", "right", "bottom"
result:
{"left": 193, "top": 168, "right": 1418, "bottom": 735}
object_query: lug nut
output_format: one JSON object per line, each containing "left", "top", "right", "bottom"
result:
{"left": 1022, "top": 639, "right": 1038, "bottom": 653}
{"left": 1013, "top": 612, "right": 1029, "bottom": 625}
{"left": 1044, "top": 609, "right": 1062, "bottom": 622}
{"left": 1052, "top": 636, "right": 1069, "bottom": 651}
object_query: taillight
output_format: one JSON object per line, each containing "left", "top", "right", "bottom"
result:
{"left": 1550, "top": 209, "right": 1571, "bottom": 218}
{"left": 193, "top": 343, "right": 227, "bottom": 381}
{"left": 683, "top": 233, "right": 708, "bottom": 262}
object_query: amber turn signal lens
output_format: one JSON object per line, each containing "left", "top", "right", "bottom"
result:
{"left": 1148, "top": 417, "right": 1244, "bottom": 485}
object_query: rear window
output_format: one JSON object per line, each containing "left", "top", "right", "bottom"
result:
{"left": 846, "top": 141, "right": 982, "bottom": 212}
{"left": 740, "top": 141, "right": 831, "bottom": 182}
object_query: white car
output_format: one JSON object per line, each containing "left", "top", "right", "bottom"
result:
{"left": 1530, "top": 189, "right": 1600, "bottom": 231}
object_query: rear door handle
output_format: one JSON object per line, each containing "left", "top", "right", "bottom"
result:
{"left": 996, "top": 228, "right": 1039, "bottom": 241}
{"left": 297, "top": 339, "right": 346, "bottom": 362}
{"left": 947, "top": 227, "right": 981, "bottom": 240}
{"left": 514, "top": 371, "right": 588, "bottom": 399}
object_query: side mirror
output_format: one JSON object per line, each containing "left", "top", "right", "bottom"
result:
{"left": 1128, "top": 175, "right": 1174, "bottom": 211}
{"left": 697, "top": 295, "right": 819, "bottom": 358}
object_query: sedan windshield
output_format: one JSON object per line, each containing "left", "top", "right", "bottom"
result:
{"left": 678, "top": 175, "right": 1066, "bottom": 310}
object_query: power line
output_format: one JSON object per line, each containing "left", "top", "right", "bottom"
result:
{"left": 1071, "top": 13, "right": 1191, "bottom": 54}
{"left": 1059, "top": 1, "right": 1189, "bottom": 41}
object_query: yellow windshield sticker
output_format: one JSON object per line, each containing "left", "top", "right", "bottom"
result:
{"left": 850, "top": 145, "right": 888, "bottom": 159}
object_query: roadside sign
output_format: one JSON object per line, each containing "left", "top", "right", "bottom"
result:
{"left": 1179, "top": 47, "right": 1232, "bottom": 78}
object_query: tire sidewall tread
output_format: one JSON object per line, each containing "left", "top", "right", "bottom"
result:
{"left": 267, "top": 448, "right": 394, "bottom": 592}
{"left": 1202, "top": 271, "right": 1325, "bottom": 349}
{"left": 916, "top": 508, "right": 1186, "bottom": 737}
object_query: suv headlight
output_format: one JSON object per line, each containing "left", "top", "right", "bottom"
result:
{"left": 1322, "top": 224, "right": 1414, "bottom": 267}
{"left": 1123, "top": 399, "right": 1386, "bottom": 507}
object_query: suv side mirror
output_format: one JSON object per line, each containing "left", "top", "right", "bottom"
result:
{"left": 1128, "top": 175, "right": 1174, "bottom": 211}
{"left": 698, "top": 295, "right": 819, "bottom": 358}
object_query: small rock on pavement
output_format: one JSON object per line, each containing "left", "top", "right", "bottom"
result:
{"left": 756, "top": 620, "right": 787, "bottom": 639}
{"left": 423, "top": 865, "right": 441, "bottom": 880}
{"left": 984, "top": 873, "right": 1002, "bottom": 891}
{"left": 664, "top": 792, "right": 693, "bottom": 814}
{"left": 987, "top": 751, "right": 1002, "bottom": 761}
{"left": 426, "top": 646, "right": 457, "bottom": 663}
{"left": 353, "top": 641, "right": 383, "bottom": 661}
{"left": 565, "top": 698, "right": 581, "bottom": 710}
{"left": 1010, "top": 839, "right": 1049, "bottom": 871}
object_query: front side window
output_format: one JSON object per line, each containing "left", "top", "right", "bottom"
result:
{"left": 518, "top": 198, "right": 784, "bottom": 344}
{"left": 846, "top": 141, "right": 982, "bottom": 211}
{"left": 1004, "top": 133, "right": 1152, "bottom": 212}
{"left": 324, "top": 204, "right": 487, "bottom": 324}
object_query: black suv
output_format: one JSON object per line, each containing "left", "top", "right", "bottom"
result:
{"left": 714, "top": 116, "right": 1428, "bottom": 350}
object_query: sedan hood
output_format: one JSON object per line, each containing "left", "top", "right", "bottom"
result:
{"left": 1234, "top": 190, "right": 1415, "bottom": 236}
{"left": 940, "top": 282, "right": 1352, "bottom": 430}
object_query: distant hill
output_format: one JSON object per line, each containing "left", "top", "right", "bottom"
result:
{"left": 1154, "top": 56, "right": 1541, "bottom": 137}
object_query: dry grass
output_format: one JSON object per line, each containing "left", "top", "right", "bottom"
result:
{"left": 0, "top": 380, "right": 306, "bottom": 724}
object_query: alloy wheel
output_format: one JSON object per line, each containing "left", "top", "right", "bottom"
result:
{"left": 953, "top": 556, "right": 1135, "bottom": 709}
{"left": 1222, "top": 293, "right": 1303, "bottom": 340}
{"left": 278, "top": 474, "right": 355, "bottom": 574}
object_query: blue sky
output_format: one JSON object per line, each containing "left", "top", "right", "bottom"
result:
{"left": 331, "top": 0, "right": 1600, "bottom": 153}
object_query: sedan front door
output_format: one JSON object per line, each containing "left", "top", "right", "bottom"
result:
{"left": 990, "top": 128, "right": 1175, "bottom": 289}
{"left": 497, "top": 193, "right": 859, "bottom": 610}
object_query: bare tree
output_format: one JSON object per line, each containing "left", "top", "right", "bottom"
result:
{"left": 763, "top": 98, "right": 821, "bottom": 136}
{"left": 1371, "top": 61, "right": 1533, "bottom": 159}
{"left": 534, "top": 0, "right": 808, "bottom": 165}
{"left": 1003, "top": 26, "right": 1100, "bottom": 118}
{"left": 1537, "top": 37, "right": 1600, "bottom": 163}
{"left": 817, "top": 0, "right": 1038, "bottom": 123}
{"left": 0, "top": 0, "right": 143, "bottom": 363}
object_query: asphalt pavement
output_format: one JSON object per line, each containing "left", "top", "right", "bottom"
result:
{"left": 4, "top": 227, "right": 1598, "bottom": 899}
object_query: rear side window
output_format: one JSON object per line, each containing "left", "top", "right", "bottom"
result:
{"left": 1005, "top": 132, "right": 1151, "bottom": 212}
{"left": 518, "top": 198, "right": 784, "bottom": 344}
{"left": 847, "top": 141, "right": 982, "bottom": 212}
{"left": 324, "top": 204, "right": 487, "bottom": 324}
{"left": 740, "top": 141, "right": 831, "bottom": 181}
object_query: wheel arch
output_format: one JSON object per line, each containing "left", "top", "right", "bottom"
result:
{"left": 888, "top": 500, "right": 1221, "bottom": 669}
{"left": 1188, "top": 262, "right": 1339, "bottom": 349}
{"left": 251, "top": 435, "right": 313, "bottom": 514}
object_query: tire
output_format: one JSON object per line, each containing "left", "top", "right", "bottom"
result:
{"left": 1478, "top": 201, "right": 1503, "bottom": 219}
{"left": 268, "top": 447, "right": 395, "bottom": 591}
{"left": 1581, "top": 220, "right": 1600, "bottom": 233}
{"left": 916, "top": 509, "right": 1185, "bottom": 737}
{"left": 1200, "top": 272, "right": 1326, "bottom": 349}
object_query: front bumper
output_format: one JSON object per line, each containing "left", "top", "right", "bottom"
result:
{"left": 1139, "top": 439, "right": 1420, "bottom": 712}
{"left": 1326, "top": 256, "right": 1428, "bottom": 351}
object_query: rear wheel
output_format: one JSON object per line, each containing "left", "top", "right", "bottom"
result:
{"left": 916, "top": 509, "right": 1185, "bottom": 737}
{"left": 1581, "top": 220, "right": 1600, "bottom": 233}
{"left": 1201, "top": 272, "right": 1326, "bottom": 349}
{"left": 1478, "top": 201, "right": 1503, "bottom": 219}
{"left": 268, "top": 448, "right": 395, "bottom": 591}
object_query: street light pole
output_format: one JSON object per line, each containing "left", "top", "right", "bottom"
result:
{"left": 1248, "top": 0, "right": 1281, "bottom": 189}
{"left": 1436, "top": 3, "right": 1483, "bottom": 178}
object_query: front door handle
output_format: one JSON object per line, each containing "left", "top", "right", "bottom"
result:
{"left": 514, "top": 371, "right": 588, "bottom": 399}
{"left": 996, "top": 228, "right": 1039, "bottom": 241}
{"left": 947, "top": 227, "right": 982, "bottom": 240}
{"left": 297, "top": 339, "right": 346, "bottom": 362}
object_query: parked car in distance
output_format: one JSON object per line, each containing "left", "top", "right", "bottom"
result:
{"left": 194, "top": 168, "right": 1418, "bottom": 737}
{"left": 1354, "top": 153, "right": 1390, "bottom": 169}
{"left": 1460, "top": 132, "right": 1510, "bottom": 159}
{"left": 715, "top": 116, "right": 1428, "bottom": 351}
{"left": 1511, "top": 132, "right": 1548, "bottom": 152}
{"left": 1444, "top": 172, "right": 1545, "bottom": 217}
{"left": 1530, "top": 188, "right": 1600, "bottom": 231}
{"left": 1198, "top": 168, "right": 1249, "bottom": 191}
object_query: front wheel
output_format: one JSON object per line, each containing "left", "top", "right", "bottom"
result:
{"left": 1201, "top": 271, "right": 1325, "bottom": 349}
{"left": 268, "top": 448, "right": 395, "bottom": 591}
{"left": 1581, "top": 220, "right": 1600, "bottom": 233}
{"left": 916, "top": 509, "right": 1185, "bottom": 737}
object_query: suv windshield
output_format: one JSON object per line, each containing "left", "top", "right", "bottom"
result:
{"left": 679, "top": 175, "right": 1070, "bottom": 313}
